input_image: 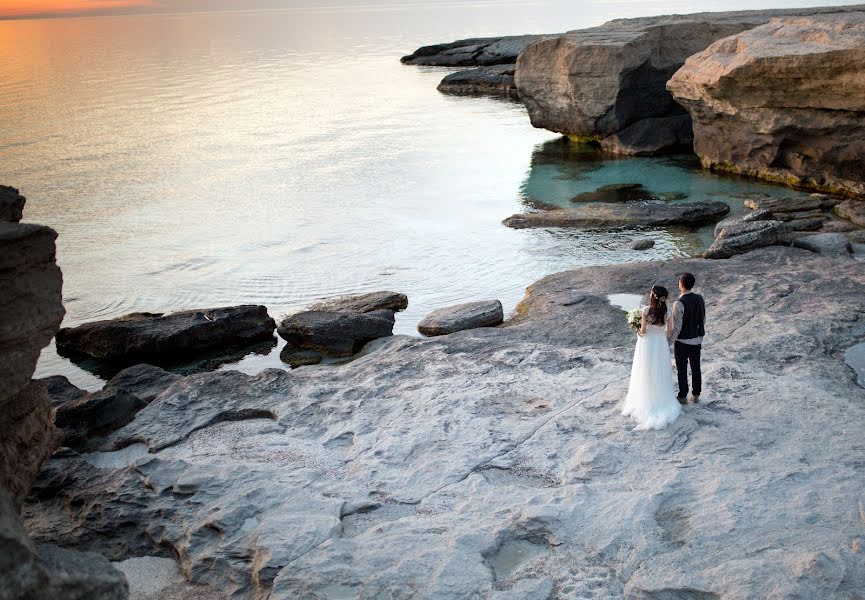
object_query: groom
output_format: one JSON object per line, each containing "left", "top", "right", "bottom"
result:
{"left": 671, "top": 272, "right": 705, "bottom": 404}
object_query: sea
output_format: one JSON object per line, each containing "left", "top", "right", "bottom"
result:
{"left": 0, "top": 0, "right": 841, "bottom": 389}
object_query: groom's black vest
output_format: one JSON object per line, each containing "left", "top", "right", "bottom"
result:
{"left": 677, "top": 293, "right": 705, "bottom": 341}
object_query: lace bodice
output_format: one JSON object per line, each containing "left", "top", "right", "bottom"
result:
{"left": 642, "top": 306, "right": 672, "bottom": 335}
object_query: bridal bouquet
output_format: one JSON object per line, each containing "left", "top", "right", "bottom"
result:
{"left": 625, "top": 307, "right": 643, "bottom": 331}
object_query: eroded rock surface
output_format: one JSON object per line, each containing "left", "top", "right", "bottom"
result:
{"left": 55, "top": 305, "right": 276, "bottom": 366}
{"left": 668, "top": 11, "right": 865, "bottom": 196}
{"left": 704, "top": 220, "right": 789, "bottom": 259}
{"left": 515, "top": 6, "right": 864, "bottom": 154}
{"left": 23, "top": 247, "right": 865, "bottom": 599}
{"left": 401, "top": 35, "right": 542, "bottom": 67}
{"left": 504, "top": 201, "right": 729, "bottom": 229}
{"left": 437, "top": 64, "right": 518, "bottom": 98}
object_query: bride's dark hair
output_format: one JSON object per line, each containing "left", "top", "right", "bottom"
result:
{"left": 647, "top": 285, "right": 669, "bottom": 325}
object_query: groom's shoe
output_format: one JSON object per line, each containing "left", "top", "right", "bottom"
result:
{"left": 677, "top": 396, "right": 687, "bottom": 405}
{"left": 691, "top": 395, "right": 700, "bottom": 404}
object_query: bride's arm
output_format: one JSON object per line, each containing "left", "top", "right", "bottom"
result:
{"left": 639, "top": 309, "right": 647, "bottom": 336}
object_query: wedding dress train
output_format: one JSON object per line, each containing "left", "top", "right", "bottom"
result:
{"left": 622, "top": 307, "right": 681, "bottom": 430}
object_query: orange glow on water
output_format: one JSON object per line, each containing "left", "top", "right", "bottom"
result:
{"left": 0, "top": 0, "right": 154, "bottom": 18}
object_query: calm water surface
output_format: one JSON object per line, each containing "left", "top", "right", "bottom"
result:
{"left": 0, "top": 1, "right": 834, "bottom": 388}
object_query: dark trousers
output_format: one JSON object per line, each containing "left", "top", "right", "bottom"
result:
{"left": 674, "top": 341, "right": 702, "bottom": 398}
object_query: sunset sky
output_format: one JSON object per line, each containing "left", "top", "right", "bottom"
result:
{"left": 0, "top": 0, "right": 489, "bottom": 20}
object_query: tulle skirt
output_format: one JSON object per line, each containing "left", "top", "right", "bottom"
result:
{"left": 622, "top": 329, "right": 682, "bottom": 430}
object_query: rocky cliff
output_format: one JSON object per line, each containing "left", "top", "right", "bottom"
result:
{"left": 21, "top": 247, "right": 865, "bottom": 599}
{"left": 514, "top": 5, "right": 865, "bottom": 155}
{"left": 667, "top": 12, "right": 865, "bottom": 196}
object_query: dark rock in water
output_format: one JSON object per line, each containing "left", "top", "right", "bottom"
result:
{"left": 437, "top": 65, "right": 518, "bottom": 98}
{"left": 571, "top": 183, "right": 654, "bottom": 203}
{"left": 668, "top": 12, "right": 865, "bottom": 196}
{"left": 418, "top": 300, "right": 503, "bottom": 336}
{"left": 713, "top": 209, "right": 773, "bottom": 237}
{"left": 744, "top": 195, "right": 840, "bottom": 213}
{"left": 55, "top": 305, "right": 276, "bottom": 366}
{"left": 792, "top": 233, "right": 853, "bottom": 257}
{"left": 55, "top": 388, "right": 147, "bottom": 447}
{"left": 401, "top": 35, "right": 541, "bottom": 66}
{"left": 0, "top": 185, "right": 26, "bottom": 223}
{"left": 39, "top": 375, "right": 89, "bottom": 407}
{"left": 835, "top": 199, "right": 865, "bottom": 227}
{"left": 631, "top": 239, "right": 655, "bottom": 251}
{"left": 277, "top": 310, "right": 395, "bottom": 356}
{"left": 103, "top": 364, "right": 181, "bottom": 404}
{"left": 309, "top": 291, "right": 408, "bottom": 314}
{"left": 504, "top": 201, "right": 729, "bottom": 229}
{"left": 279, "top": 346, "right": 323, "bottom": 368}
{"left": 704, "top": 220, "right": 789, "bottom": 259}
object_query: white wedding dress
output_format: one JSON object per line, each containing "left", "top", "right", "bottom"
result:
{"left": 622, "top": 306, "right": 682, "bottom": 430}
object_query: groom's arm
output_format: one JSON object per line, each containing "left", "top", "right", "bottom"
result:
{"left": 669, "top": 301, "right": 683, "bottom": 341}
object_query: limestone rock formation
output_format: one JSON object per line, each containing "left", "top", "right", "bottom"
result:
{"left": 22, "top": 247, "right": 865, "bottom": 599}
{"left": 417, "top": 300, "right": 504, "bottom": 336}
{"left": 55, "top": 305, "right": 276, "bottom": 365}
{"left": 0, "top": 185, "right": 25, "bottom": 223}
{"left": 667, "top": 11, "right": 865, "bottom": 196}
{"left": 277, "top": 310, "right": 395, "bottom": 356}
{"left": 503, "top": 200, "right": 729, "bottom": 229}
{"left": 514, "top": 7, "right": 865, "bottom": 154}
{"left": 437, "top": 64, "right": 518, "bottom": 98}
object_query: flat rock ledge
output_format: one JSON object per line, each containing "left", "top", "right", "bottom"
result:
{"left": 417, "top": 300, "right": 504, "bottom": 336}
{"left": 55, "top": 305, "right": 276, "bottom": 367}
{"left": 22, "top": 246, "right": 865, "bottom": 599}
{"left": 504, "top": 200, "right": 729, "bottom": 229}
{"left": 436, "top": 64, "right": 518, "bottom": 99}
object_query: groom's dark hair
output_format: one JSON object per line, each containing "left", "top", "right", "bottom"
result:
{"left": 680, "top": 272, "right": 696, "bottom": 290}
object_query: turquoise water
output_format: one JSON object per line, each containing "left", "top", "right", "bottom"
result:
{"left": 0, "top": 2, "right": 833, "bottom": 388}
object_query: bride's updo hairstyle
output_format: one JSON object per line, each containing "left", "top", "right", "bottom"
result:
{"left": 648, "top": 285, "right": 669, "bottom": 325}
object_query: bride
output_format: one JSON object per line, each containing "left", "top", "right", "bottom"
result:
{"left": 622, "top": 285, "right": 682, "bottom": 430}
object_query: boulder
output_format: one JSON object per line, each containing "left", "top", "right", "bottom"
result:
{"left": 0, "top": 185, "right": 25, "bottom": 223}
{"left": 515, "top": 6, "right": 863, "bottom": 154}
{"left": 792, "top": 233, "right": 853, "bottom": 257}
{"left": 437, "top": 65, "right": 518, "bottom": 98}
{"left": 55, "top": 388, "right": 147, "bottom": 448}
{"left": 571, "top": 183, "right": 654, "bottom": 203}
{"left": 631, "top": 239, "right": 655, "bottom": 251}
{"left": 713, "top": 209, "right": 773, "bottom": 237}
{"left": 308, "top": 291, "right": 408, "bottom": 314}
{"left": 103, "top": 364, "right": 181, "bottom": 404}
{"left": 503, "top": 201, "right": 729, "bottom": 229}
{"left": 279, "top": 346, "right": 323, "bottom": 368}
{"left": 417, "top": 300, "right": 504, "bottom": 336}
{"left": 38, "top": 375, "right": 89, "bottom": 407}
{"left": 834, "top": 199, "right": 865, "bottom": 227}
{"left": 668, "top": 12, "right": 865, "bottom": 196}
{"left": 55, "top": 305, "right": 275, "bottom": 365}
{"left": 703, "top": 220, "right": 789, "bottom": 259}
{"left": 277, "top": 310, "right": 395, "bottom": 356}
{"left": 401, "top": 35, "right": 542, "bottom": 66}
{"left": 744, "top": 195, "right": 840, "bottom": 212}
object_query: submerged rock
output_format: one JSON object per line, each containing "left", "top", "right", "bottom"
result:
{"left": 0, "top": 185, "right": 26, "bottom": 223}
{"left": 277, "top": 310, "right": 395, "bottom": 356}
{"left": 503, "top": 201, "right": 729, "bottom": 229}
{"left": 417, "top": 300, "right": 504, "bottom": 336}
{"left": 703, "top": 220, "right": 788, "bottom": 259}
{"left": 437, "top": 64, "right": 518, "bottom": 98}
{"left": 631, "top": 239, "right": 655, "bottom": 251}
{"left": 308, "top": 291, "right": 407, "bottom": 314}
{"left": 792, "top": 233, "right": 853, "bottom": 257}
{"left": 55, "top": 305, "right": 276, "bottom": 366}
{"left": 279, "top": 346, "right": 323, "bottom": 368}
{"left": 571, "top": 183, "right": 654, "bottom": 203}
{"left": 668, "top": 12, "right": 865, "bottom": 196}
